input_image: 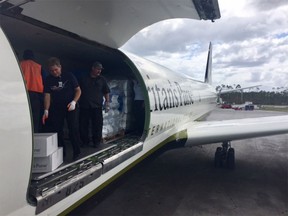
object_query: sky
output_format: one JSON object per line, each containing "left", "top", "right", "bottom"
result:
{"left": 121, "top": 0, "right": 288, "bottom": 91}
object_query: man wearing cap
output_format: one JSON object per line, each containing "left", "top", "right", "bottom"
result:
{"left": 79, "top": 61, "right": 110, "bottom": 147}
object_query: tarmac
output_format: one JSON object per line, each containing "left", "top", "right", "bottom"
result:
{"left": 69, "top": 109, "right": 288, "bottom": 216}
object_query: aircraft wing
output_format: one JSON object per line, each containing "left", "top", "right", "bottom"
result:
{"left": 185, "top": 115, "right": 288, "bottom": 145}
{"left": 1, "top": 0, "right": 220, "bottom": 48}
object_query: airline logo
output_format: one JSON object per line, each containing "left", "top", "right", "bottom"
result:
{"left": 147, "top": 80, "right": 194, "bottom": 112}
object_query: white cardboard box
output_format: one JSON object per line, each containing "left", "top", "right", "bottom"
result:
{"left": 33, "top": 133, "right": 58, "bottom": 157}
{"left": 32, "top": 147, "right": 63, "bottom": 173}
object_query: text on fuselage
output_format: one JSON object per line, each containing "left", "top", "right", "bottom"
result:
{"left": 147, "top": 80, "right": 194, "bottom": 112}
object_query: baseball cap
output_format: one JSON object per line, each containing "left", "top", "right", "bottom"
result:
{"left": 93, "top": 61, "right": 104, "bottom": 69}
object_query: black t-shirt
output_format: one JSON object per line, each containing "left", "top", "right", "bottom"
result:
{"left": 44, "top": 72, "right": 79, "bottom": 107}
{"left": 80, "top": 74, "right": 110, "bottom": 108}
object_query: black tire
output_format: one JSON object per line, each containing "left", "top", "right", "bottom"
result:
{"left": 214, "top": 147, "right": 222, "bottom": 168}
{"left": 227, "top": 148, "right": 235, "bottom": 169}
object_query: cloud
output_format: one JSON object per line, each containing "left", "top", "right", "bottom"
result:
{"left": 121, "top": 0, "right": 288, "bottom": 90}
{"left": 246, "top": 0, "right": 288, "bottom": 11}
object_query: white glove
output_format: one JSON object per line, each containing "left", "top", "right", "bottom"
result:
{"left": 42, "top": 109, "right": 49, "bottom": 125}
{"left": 67, "top": 100, "right": 76, "bottom": 111}
{"left": 105, "top": 102, "right": 110, "bottom": 113}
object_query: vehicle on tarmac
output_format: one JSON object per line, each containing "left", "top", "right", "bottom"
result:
{"left": 221, "top": 103, "right": 232, "bottom": 109}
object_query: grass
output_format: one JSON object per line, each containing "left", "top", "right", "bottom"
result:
{"left": 259, "top": 106, "right": 288, "bottom": 112}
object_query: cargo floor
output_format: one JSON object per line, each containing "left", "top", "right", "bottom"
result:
{"left": 32, "top": 133, "right": 142, "bottom": 180}
{"left": 65, "top": 133, "right": 142, "bottom": 163}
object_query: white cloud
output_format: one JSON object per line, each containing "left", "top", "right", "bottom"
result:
{"left": 121, "top": 0, "right": 288, "bottom": 91}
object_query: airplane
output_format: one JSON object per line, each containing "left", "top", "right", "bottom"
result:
{"left": 0, "top": 0, "right": 288, "bottom": 215}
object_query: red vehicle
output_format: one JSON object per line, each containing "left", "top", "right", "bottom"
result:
{"left": 233, "top": 106, "right": 242, "bottom": 110}
{"left": 221, "top": 104, "right": 232, "bottom": 109}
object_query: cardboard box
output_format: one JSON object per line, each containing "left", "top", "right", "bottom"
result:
{"left": 32, "top": 147, "right": 63, "bottom": 173}
{"left": 33, "top": 133, "right": 58, "bottom": 157}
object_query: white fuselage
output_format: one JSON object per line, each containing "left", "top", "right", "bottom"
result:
{"left": 125, "top": 51, "right": 217, "bottom": 141}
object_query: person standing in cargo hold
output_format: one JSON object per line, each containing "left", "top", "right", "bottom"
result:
{"left": 20, "top": 49, "right": 44, "bottom": 133}
{"left": 79, "top": 61, "right": 110, "bottom": 148}
{"left": 42, "top": 57, "right": 82, "bottom": 160}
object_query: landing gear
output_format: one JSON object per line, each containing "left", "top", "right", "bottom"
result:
{"left": 214, "top": 141, "right": 235, "bottom": 169}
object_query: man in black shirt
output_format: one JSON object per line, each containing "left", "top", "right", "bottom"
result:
{"left": 42, "top": 57, "right": 81, "bottom": 160}
{"left": 79, "top": 61, "right": 110, "bottom": 147}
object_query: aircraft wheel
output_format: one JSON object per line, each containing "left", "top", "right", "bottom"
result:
{"left": 214, "top": 147, "right": 222, "bottom": 168}
{"left": 227, "top": 148, "right": 235, "bottom": 169}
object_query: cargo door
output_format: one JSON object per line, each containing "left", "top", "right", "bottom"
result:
{"left": 0, "top": 27, "right": 33, "bottom": 215}
{"left": 1, "top": 0, "right": 220, "bottom": 48}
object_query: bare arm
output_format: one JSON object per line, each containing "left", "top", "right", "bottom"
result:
{"left": 43, "top": 93, "right": 51, "bottom": 111}
{"left": 104, "top": 93, "right": 110, "bottom": 113}
{"left": 73, "top": 86, "right": 81, "bottom": 103}
{"left": 104, "top": 93, "right": 109, "bottom": 103}
{"left": 42, "top": 93, "right": 50, "bottom": 124}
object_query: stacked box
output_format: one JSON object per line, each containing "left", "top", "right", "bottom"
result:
{"left": 32, "top": 133, "right": 63, "bottom": 173}
{"left": 33, "top": 133, "right": 58, "bottom": 157}
{"left": 32, "top": 147, "right": 63, "bottom": 173}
